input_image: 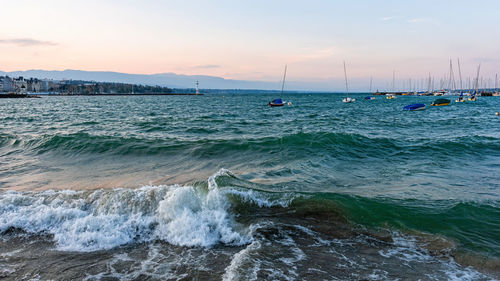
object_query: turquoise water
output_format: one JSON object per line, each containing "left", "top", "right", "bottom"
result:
{"left": 0, "top": 93, "right": 499, "bottom": 280}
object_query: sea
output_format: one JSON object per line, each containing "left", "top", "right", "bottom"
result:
{"left": 0, "top": 93, "right": 499, "bottom": 280}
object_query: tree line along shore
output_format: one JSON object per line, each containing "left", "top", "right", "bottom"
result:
{"left": 0, "top": 76, "right": 203, "bottom": 96}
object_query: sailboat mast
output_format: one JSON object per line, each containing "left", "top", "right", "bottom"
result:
{"left": 427, "top": 73, "right": 431, "bottom": 93}
{"left": 474, "top": 64, "right": 481, "bottom": 95}
{"left": 448, "top": 60, "right": 452, "bottom": 90}
{"left": 343, "top": 61, "right": 349, "bottom": 97}
{"left": 369, "top": 76, "right": 373, "bottom": 93}
{"left": 392, "top": 69, "right": 395, "bottom": 93}
{"left": 280, "top": 65, "right": 287, "bottom": 96}
{"left": 457, "top": 58, "right": 463, "bottom": 93}
{"left": 449, "top": 59, "right": 456, "bottom": 91}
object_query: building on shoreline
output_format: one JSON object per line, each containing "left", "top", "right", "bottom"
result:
{"left": 0, "top": 76, "right": 15, "bottom": 92}
{"left": 0, "top": 75, "right": 173, "bottom": 95}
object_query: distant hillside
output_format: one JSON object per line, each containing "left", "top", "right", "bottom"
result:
{"left": 0, "top": 69, "right": 343, "bottom": 91}
{"left": 0, "top": 70, "right": 280, "bottom": 90}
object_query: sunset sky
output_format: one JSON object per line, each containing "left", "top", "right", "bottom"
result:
{"left": 1, "top": 0, "right": 499, "bottom": 89}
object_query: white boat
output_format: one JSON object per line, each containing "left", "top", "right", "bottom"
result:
{"left": 342, "top": 61, "right": 355, "bottom": 103}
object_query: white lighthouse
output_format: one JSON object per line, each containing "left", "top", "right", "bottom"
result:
{"left": 195, "top": 80, "right": 200, "bottom": 95}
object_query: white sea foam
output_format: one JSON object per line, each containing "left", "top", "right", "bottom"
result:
{"left": 377, "top": 232, "right": 495, "bottom": 280}
{"left": 224, "top": 189, "right": 298, "bottom": 208}
{"left": 0, "top": 169, "right": 257, "bottom": 251}
{"left": 222, "top": 241, "right": 262, "bottom": 281}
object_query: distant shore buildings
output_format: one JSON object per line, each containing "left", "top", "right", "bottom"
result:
{"left": 0, "top": 75, "right": 173, "bottom": 95}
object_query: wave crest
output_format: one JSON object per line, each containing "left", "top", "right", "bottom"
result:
{"left": 0, "top": 169, "right": 254, "bottom": 251}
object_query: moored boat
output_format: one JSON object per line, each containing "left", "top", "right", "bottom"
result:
{"left": 268, "top": 65, "right": 289, "bottom": 107}
{"left": 341, "top": 61, "right": 355, "bottom": 103}
{"left": 403, "top": 103, "right": 426, "bottom": 111}
{"left": 431, "top": 98, "right": 451, "bottom": 106}
{"left": 268, "top": 98, "right": 285, "bottom": 107}
{"left": 468, "top": 64, "right": 481, "bottom": 102}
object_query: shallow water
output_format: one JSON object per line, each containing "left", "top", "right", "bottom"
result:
{"left": 0, "top": 93, "right": 499, "bottom": 280}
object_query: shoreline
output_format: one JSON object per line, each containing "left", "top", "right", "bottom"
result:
{"left": 0, "top": 93, "right": 204, "bottom": 98}
{"left": 54, "top": 93, "right": 204, "bottom": 96}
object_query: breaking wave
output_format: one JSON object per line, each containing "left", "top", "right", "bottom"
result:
{"left": 0, "top": 169, "right": 278, "bottom": 251}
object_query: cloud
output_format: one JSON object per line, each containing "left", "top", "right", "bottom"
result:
{"left": 0, "top": 38, "right": 57, "bottom": 47}
{"left": 380, "top": 16, "right": 396, "bottom": 21}
{"left": 407, "top": 18, "right": 432, "bottom": 23}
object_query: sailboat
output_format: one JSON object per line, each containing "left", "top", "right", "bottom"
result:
{"left": 269, "top": 65, "right": 288, "bottom": 106}
{"left": 455, "top": 59, "right": 466, "bottom": 102}
{"left": 469, "top": 64, "right": 480, "bottom": 101}
{"left": 386, "top": 70, "right": 397, "bottom": 99}
{"left": 494, "top": 74, "right": 500, "bottom": 96}
{"left": 365, "top": 76, "right": 375, "bottom": 100}
{"left": 446, "top": 59, "right": 456, "bottom": 96}
{"left": 342, "top": 61, "right": 355, "bottom": 103}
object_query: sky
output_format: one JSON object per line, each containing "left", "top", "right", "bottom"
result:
{"left": 1, "top": 0, "right": 499, "bottom": 90}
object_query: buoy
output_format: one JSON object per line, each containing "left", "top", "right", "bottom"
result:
{"left": 496, "top": 112, "right": 499, "bottom": 116}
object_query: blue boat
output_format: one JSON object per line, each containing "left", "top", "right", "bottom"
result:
{"left": 365, "top": 96, "right": 375, "bottom": 100}
{"left": 403, "top": 103, "right": 426, "bottom": 111}
{"left": 268, "top": 98, "right": 285, "bottom": 107}
{"left": 269, "top": 65, "right": 289, "bottom": 107}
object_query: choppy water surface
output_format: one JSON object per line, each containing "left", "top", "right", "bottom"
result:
{"left": 1, "top": 93, "right": 499, "bottom": 280}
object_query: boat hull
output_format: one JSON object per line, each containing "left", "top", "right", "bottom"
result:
{"left": 342, "top": 98, "right": 355, "bottom": 103}
{"left": 403, "top": 103, "right": 426, "bottom": 111}
{"left": 431, "top": 98, "right": 451, "bottom": 106}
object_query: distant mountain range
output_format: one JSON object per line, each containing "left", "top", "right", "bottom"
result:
{"left": 0, "top": 69, "right": 346, "bottom": 91}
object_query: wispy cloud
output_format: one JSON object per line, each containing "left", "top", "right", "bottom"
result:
{"left": 407, "top": 18, "right": 433, "bottom": 23}
{"left": 0, "top": 38, "right": 57, "bottom": 47}
{"left": 380, "top": 16, "right": 396, "bottom": 21}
